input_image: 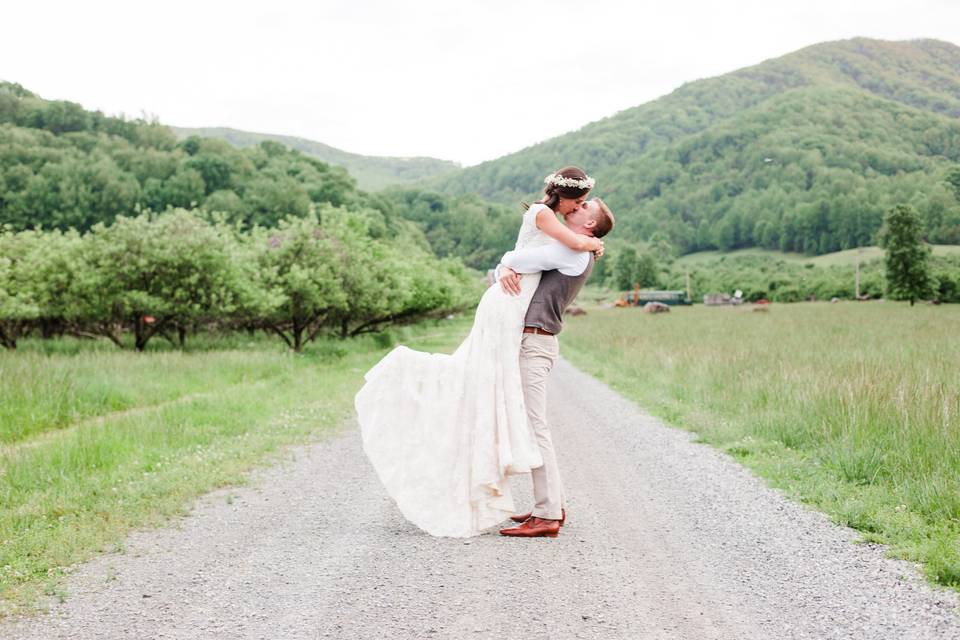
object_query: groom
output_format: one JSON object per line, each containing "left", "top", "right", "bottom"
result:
{"left": 495, "top": 198, "right": 615, "bottom": 538}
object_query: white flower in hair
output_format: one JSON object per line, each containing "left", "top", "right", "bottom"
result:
{"left": 543, "top": 173, "right": 595, "bottom": 190}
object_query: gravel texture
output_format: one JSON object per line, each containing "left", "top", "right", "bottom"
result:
{"left": 3, "top": 358, "right": 960, "bottom": 639}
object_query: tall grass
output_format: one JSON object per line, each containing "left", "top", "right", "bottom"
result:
{"left": 0, "top": 349, "right": 292, "bottom": 443}
{"left": 561, "top": 302, "right": 960, "bottom": 588}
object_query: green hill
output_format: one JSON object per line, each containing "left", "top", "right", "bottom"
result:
{"left": 171, "top": 126, "right": 459, "bottom": 191}
{"left": 0, "top": 82, "right": 407, "bottom": 231}
{"left": 431, "top": 38, "right": 960, "bottom": 256}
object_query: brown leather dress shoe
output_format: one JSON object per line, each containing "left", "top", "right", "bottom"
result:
{"left": 499, "top": 517, "right": 561, "bottom": 538}
{"left": 509, "top": 508, "right": 566, "bottom": 526}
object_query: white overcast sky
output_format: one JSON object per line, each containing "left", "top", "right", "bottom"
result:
{"left": 3, "top": 0, "right": 959, "bottom": 165}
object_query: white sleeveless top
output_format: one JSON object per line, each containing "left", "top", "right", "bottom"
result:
{"left": 512, "top": 203, "right": 555, "bottom": 252}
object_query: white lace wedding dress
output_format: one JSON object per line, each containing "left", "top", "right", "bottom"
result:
{"left": 354, "top": 204, "right": 555, "bottom": 537}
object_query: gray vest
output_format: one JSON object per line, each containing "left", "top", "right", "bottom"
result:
{"left": 523, "top": 255, "right": 594, "bottom": 334}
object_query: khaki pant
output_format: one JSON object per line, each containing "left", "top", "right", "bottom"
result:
{"left": 519, "top": 333, "right": 565, "bottom": 520}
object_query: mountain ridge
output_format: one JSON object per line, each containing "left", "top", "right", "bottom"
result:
{"left": 170, "top": 126, "right": 459, "bottom": 191}
{"left": 429, "top": 37, "right": 960, "bottom": 255}
{"left": 434, "top": 38, "right": 960, "bottom": 197}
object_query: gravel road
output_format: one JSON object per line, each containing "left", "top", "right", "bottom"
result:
{"left": 4, "top": 359, "right": 960, "bottom": 639}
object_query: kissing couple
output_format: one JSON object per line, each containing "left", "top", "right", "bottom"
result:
{"left": 355, "top": 166, "right": 614, "bottom": 538}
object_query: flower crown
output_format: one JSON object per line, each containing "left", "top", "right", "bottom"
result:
{"left": 543, "top": 172, "right": 595, "bottom": 190}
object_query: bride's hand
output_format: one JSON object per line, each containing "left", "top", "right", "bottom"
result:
{"left": 499, "top": 267, "right": 522, "bottom": 296}
{"left": 582, "top": 235, "right": 603, "bottom": 256}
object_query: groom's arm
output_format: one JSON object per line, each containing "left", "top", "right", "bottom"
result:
{"left": 500, "top": 242, "right": 589, "bottom": 276}
{"left": 496, "top": 242, "right": 590, "bottom": 295}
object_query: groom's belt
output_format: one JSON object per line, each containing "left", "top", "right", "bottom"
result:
{"left": 522, "top": 326, "right": 555, "bottom": 336}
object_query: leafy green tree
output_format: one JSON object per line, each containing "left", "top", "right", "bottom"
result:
{"left": 147, "top": 210, "right": 251, "bottom": 346}
{"left": 244, "top": 173, "right": 311, "bottom": 226}
{"left": 379, "top": 188, "right": 517, "bottom": 270}
{"left": 637, "top": 253, "right": 660, "bottom": 289}
{"left": 318, "top": 210, "right": 439, "bottom": 339}
{"left": 21, "top": 228, "right": 85, "bottom": 339}
{"left": 612, "top": 246, "right": 640, "bottom": 290}
{"left": 946, "top": 167, "right": 960, "bottom": 203}
{"left": 252, "top": 212, "right": 349, "bottom": 351}
{"left": 74, "top": 210, "right": 248, "bottom": 350}
{"left": 715, "top": 218, "right": 738, "bottom": 252}
{"left": 162, "top": 167, "right": 205, "bottom": 209}
{"left": 611, "top": 246, "right": 660, "bottom": 290}
{"left": 931, "top": 255, "right": 960, "bottom": 302}
{"left": 249, "top": 206, "right": 476, "bottom": 349}
{"left": 0, "top": 227, "right": 86, "bottom": 346}
{"left": 0, "top": 229, "right": 41, "bottom": 348}
{"left": 184, "top": 153, "right": 233, "bottom": 194}
{"left": 648, "top": 231, "right": 677, "bottom": 266}
{"left": 202, "top": 189, "right": 249, "bottom": 219}
{"left": 878, "top": 204, "right": 935, "bottom": 305}
{"left": 178, "top": 135, "right": 203, "bottom": 156}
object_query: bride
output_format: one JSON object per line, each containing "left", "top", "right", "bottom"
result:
{"left": 354, "top": 166, "right": 602, "bottom": 537}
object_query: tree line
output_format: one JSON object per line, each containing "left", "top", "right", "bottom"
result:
{"left": 0, "top": 207, "right": 478, "bottom": 351}
{"left": 601, "top": 203, "right": 960, "bottom": 305}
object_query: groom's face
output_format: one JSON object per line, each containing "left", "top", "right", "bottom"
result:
{"left": 566, "top": 200, "right": 596, "bottom": 235}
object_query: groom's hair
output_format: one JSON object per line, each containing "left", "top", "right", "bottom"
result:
{"left": 590, "top": 198, "right": 615, "bottom": 238}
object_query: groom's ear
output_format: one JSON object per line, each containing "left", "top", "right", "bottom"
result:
{"left": 583, "top": 218, "right": 597, "bottom": 231}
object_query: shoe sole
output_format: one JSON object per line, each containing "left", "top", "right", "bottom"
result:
{"left": 509, "top": 514, "right": 566, "bottom": 526}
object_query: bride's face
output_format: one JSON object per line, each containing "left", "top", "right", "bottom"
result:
{"left": 556, "top": 194, "right": 588, "bottom": 216}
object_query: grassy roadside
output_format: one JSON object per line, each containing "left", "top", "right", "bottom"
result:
{"left": 560, "top": 302, "right": 960, "bottom": 590}
{"left": 0, "top": 318, "right": 471, "bottom": 616}
{"left": 1, "top": 349, "right": 300, "bottom": 444}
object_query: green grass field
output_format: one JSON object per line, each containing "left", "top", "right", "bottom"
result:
{"left": 561, "top": 301, "right": 960, "bottom": 590}
{"left": 0, "top": 319, "right": 471, "bottom": 616}
{"left": 674, "top": 244, "right": 960, "bottom": 267}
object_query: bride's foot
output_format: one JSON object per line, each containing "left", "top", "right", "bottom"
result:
{"left": 508, "top": 508, "right": 565, "bottom": 526}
